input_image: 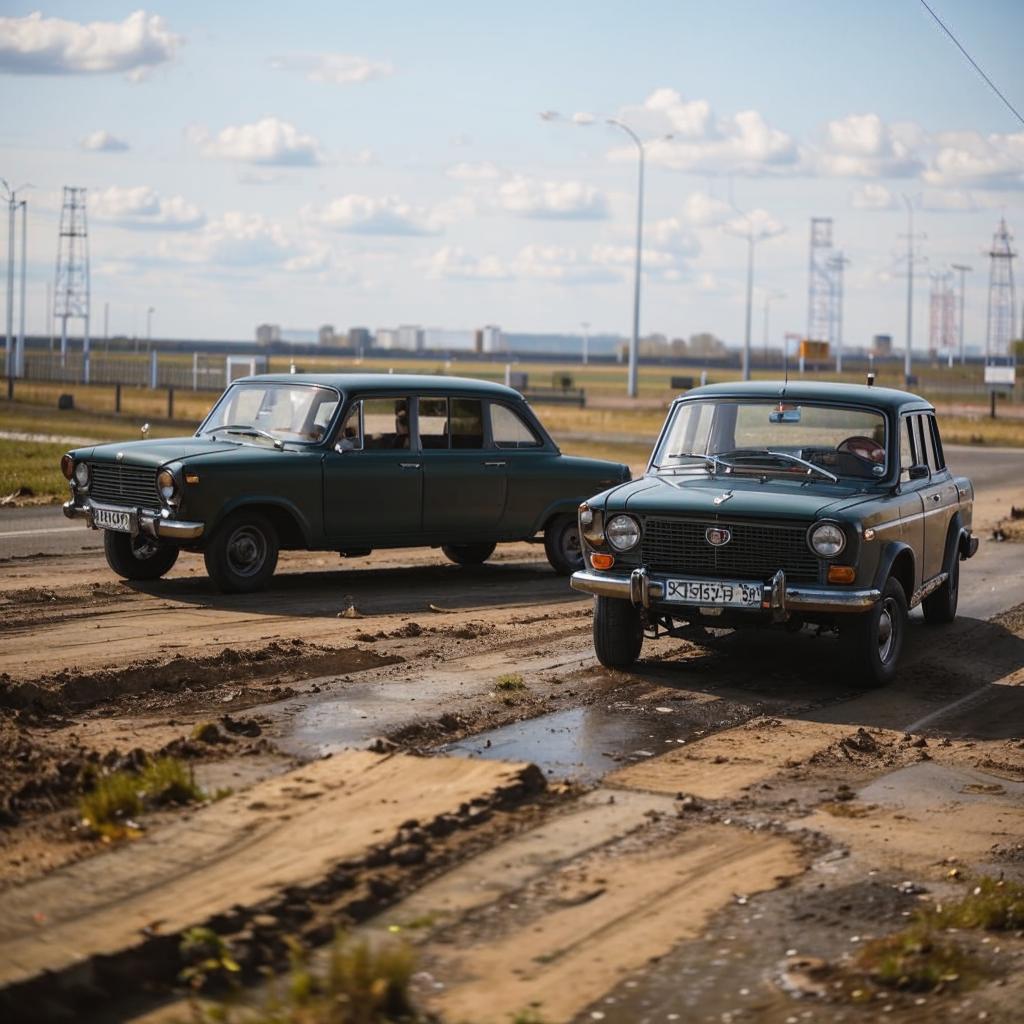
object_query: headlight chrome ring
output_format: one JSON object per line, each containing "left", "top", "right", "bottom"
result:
{"left": 157, "top": 468, "right": 178, "bottom": 505}
{"left": 73, "top": 461, "right": 90, "bottom": 489}
{"left": 606, "top": 514, "right": 641, "bottom": 552}
{"left": 809, "top": 521, "right": 846, "bottom": 558}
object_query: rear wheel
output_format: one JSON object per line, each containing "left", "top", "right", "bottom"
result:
{"left": 839, "top": 576, "right": 907, "bottom": 686}
{"left": 441, "top": 542, "right": 496, "bottom": 566}
{"left": 204, "top": 512, "right": 279, "bottom": 593}
{"left": 593, "top": 596, "right": 643, "bottom": 670}
{"left": 104, "top": 530, "right": 179, "bottom": 581}
{"left": 544, "top": 514, "right": 584, "bottom": 575}
{"left": 922, "top": 547, "right": 959, "bottom": 624}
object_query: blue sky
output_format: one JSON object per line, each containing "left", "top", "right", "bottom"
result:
{"left": 1, "top": 1, "right": 1022, "bottom": 349}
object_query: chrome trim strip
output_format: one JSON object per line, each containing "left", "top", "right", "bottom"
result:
{"left": 909, "top": 571, "right": 948, "bottom": 609}
{"left": 61, "top": 500, "right": 204, "bottom": 541}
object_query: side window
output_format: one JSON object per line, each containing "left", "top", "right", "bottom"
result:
{"left": 928, "top": 415, "right": 945, "bottom": 470}
{"left": 362, "top": 397, "right": 410, "bottom": 450}
{"left": 900, "top": 416, "right": 916, "bottom": 481}
{"left": 310, "top": 395, "right": 339, "bottom": 441}
{"left": 491, "top": 403, "right": 542, "bottom": 448}
{"left": 450, "top": 398, "right": 485, "bottom": 449}
{"left": 913, "top": 415, "right": 934, "bottom": 473}
{"left": 336, "top": 402, "right": 362, "bottom": 450}
{"left": 417, "top": 397, "right": 448, "bottom": 449}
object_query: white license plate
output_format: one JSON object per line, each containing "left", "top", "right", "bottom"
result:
{"left": 95, "top": 508, "right": 131, "bottom": 532}
{"left": 664, "top": 578, "right": 762, "bottom": 607}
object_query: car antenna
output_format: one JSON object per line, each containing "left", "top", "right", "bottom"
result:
{"left": 866, "top": 371, "right": 876, "bottom": 387}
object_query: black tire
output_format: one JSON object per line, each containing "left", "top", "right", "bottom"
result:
{"left": 544, "top": 514, "right": 584, "bottom": 576}
{"left": 103, "top": 529, "right": 179, "bottom": 581}
{"left": 203, "top": 512, "right": 279, "bottom": 593}
{"left": 593, "top": 596, "right": 643, "bottom": 670}
{"left": 441, "top": 542, "right": 496, "bottom": 566}
{"left": 922, "top": 545, "right": 959, "bottom": 625}
{"left": 839, "top": 576, "right": 907, "bottom": 687}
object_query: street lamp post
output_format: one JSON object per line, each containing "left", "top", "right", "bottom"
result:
{"left": 951, "top": 263, "right": 972, "bottom": 366}
{"left": 762, "top": 290, "right": 784, "bottom": 369}
{"left": 147, "top": 306, "right": 155, "bottom": 344}
{"left": 902, "top": 194, "right": 916, "bottom": 385}
{"left": 580, "top": 321, "right": 590, "bottom": 365}
{"left": 726, "top": 207, "right": 774, "bottom": 382}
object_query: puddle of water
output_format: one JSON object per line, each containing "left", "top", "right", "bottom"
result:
{"left": 443, "top": 701, "right": 735, "bottom": 784}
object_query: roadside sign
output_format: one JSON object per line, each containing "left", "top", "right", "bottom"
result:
{"left": 984, "top": 365, "right": 1016, "bottom": 390}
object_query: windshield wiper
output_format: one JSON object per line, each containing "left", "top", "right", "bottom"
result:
{"left": 721, "top": 448, "right": 838, "bottom": 482}
{"left": 662, "top": 452, "right": 733, "bottom": 475}
{"left": 207, "top": 424, "right": 284, "bottom": 450}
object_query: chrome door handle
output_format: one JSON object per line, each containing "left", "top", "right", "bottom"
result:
{"left": 399, "top": 462, "right": 421, "bottom": 469}
{"left": 483, "top": 461, "right": 507, "bottom": 467}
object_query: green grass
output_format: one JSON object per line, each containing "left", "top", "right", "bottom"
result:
{"left": 856, "top": 923, "right": 977, "bottom": 992}
{"left": 140, "top": 757, "right": 205, "bottom": 806}
{"left": 929, "top": 877, "right": 1024, "bottom": 931}
{"left": 0, "top": 439, "right": 71, "bottom": 502}
{"left": 495, "top": 673, "right": 526, "bottom": 691}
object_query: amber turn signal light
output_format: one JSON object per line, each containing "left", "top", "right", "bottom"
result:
{"left": 590, "top": 553, "right": 615, "bottom": 570}
{"left": 827, "top": 565, "right": 856, "bottom": 584}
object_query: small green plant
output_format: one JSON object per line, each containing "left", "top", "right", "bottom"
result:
{"left": 179, "top": 927, "right": 241, "bottom": 993}
{"left": 79, "top": 772, "right": 143, "bottom": 835}
{"left": 856, "top": 923, "right": 977, "bottom": 991}
{"left": 495, "top": 673, "right": 526, "bottom": 691}
{"left": 929, "top": 876, "right": 1024, "bottom": 931}
{"left": 141, "top": 757, "right": 205, "bottom": 806}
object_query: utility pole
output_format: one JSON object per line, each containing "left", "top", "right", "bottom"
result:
{"left": 900, "top": 195, "right": 925, "bottom": 385}
{"left": 17, "top": 200, "right": 26, "bottom": 377}
{"left": 1, "top": 180, "right": 31, "bottom": 379}
{"left": 580, "top": 321, "right": 590, "bottom": 365}
{"left": 762, "top": 290, "right": 784, "bottom": 369}
{"left": 951, "top": 264, "right": 972, "bottom": 365}
{"left": 829, "top": 253, "right": 850, "bottom": 375}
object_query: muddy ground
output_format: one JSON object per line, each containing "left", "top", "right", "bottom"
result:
{"left": 1, "top": 489, "right": 1023, "bottom": 1023}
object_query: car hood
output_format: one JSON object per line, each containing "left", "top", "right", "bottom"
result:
{"left": 604, "top": 472, "right": 878, "bottom": 521}
{"left": 81, "top": 436, "right": 242, "bottom": 468}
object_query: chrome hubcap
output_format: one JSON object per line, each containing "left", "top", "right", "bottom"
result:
{"left": 877, "top": 597, "right": 897, "bottom": 663}
{"left": 563, "top": 525, "right": 582, "bottom": 563}
{"left": 130, "top": 535, "right": 160, "bottom": 560}
{"left": 226, "top": 526, "right": 266, "bottom": 577}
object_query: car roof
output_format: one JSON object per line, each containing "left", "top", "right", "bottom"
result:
{"left": 231, "top": 372, "right": 524, "bottom": 400}
{"left": 679, "top": 379, "right": 932, "bottom": 413}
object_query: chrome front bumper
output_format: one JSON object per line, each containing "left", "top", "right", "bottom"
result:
{"left": 570, "top": 566, "right": 881, "bottom": 616}
{"left": 63, "top": 499, "right": 205, "bottom": 541}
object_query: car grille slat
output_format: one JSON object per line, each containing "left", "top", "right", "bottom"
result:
{"left": 88, "top": 463, "right": 160, "bottom": 509}
{"left": 641, "top": 517, "right": 819, "bottom": 584}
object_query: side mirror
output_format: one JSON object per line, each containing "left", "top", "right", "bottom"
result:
{"left": 908, "top": 463, "right": 929, "bottom": 481}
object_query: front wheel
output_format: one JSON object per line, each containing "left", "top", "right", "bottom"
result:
{"left": 104, "top": 530, "right": 179, "bottom": 581}
{"left": 839, "top": 576, "right": 907, "bottom": 687}
{"left": 544, "top": 514, "right": 584, "bottom": 576}
{"left": 593, "top": 596, "right": 643, "bottom": 670}
{"left": 441, "top": 542, "right": 496, "bottom": 566}
{"left": 203, "top": 512, "right": 279, "bottom": 593}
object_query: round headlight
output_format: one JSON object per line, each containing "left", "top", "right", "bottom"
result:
{"left": 73, "top": 461, "right": 90, "bottom": 488}
{"left": 606, "top": 514, "right": 640, "bottom": 551}
{"left": 157, "top": 468, "right": 178, "bottom": 504}
{"left": 579, "top": 504, "right": 594, "bottom": 528}
{"left": 61, "top": 454, "right": 74, "bottom": 480}
{"left": 809, "top": 522, "right": 846, "bottom": 558}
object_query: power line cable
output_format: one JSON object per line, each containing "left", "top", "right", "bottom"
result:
{"left": 918, "top": 0, "right": 1024, "bottom": 129}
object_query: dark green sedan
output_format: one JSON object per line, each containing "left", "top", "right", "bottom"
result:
{"left": 571, "top": 380, "right": 978, "bottom": 685}
{"left": 60, "top": 374, "right": 629, "bottom": 592}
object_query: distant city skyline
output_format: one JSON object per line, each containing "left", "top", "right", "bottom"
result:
{"left": 1, "top": 1, "right": 1022, "bottom": 351}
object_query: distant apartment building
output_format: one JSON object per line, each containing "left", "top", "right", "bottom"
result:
{"left": 375, "top": 327, "right": 401, "bottom": 350}
{"left": 871, "top": 334, "right": 893, "bottom": 357}
{"left": 318, "top": 324, "right": 336, "bottom": 346}
{"left": 479, "top": 324, "right": 503, "bottom": 353}
{"left": 398, "top": 324, "right": 425, "bottom": 351}
{"left": 348, "top": 327, "right": 372, "bottom": 353}
{"left": 255, "top": 323, "right": 281, "bottom": 345}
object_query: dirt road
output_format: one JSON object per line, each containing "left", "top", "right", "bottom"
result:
{"left": 1, "top": 477, "right": 1022, "bottom": 1023}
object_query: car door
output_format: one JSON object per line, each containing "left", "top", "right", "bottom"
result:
{"left": 322, "top": 395, "right": 422, "bottom": 542}
{"left": 419, "top": 395, "right": 507, "bottom": 535}
{"left": 916, "top": 413, "right": 957, "bottom": 581}
{"left": 896, "top": 413, "right": 926, "bottom": 592}
{"left": 489, "top": 401, "right": 552, "bottom": 535}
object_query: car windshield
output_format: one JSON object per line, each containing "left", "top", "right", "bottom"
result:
{"left": 652, "top": 399, "right": 888, "bottom": 481}
{"left": 201, "top": 383, "right": 340, "bottom": 445}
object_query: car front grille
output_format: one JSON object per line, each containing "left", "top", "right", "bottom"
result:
{"left": 641, "top": 517, "right": 820, "bottom": 584}
{"left": 89, "top": 463, "right": 161, "bottom": 509}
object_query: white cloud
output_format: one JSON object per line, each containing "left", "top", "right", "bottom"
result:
{"left": 90, "top": 186, "right": 204, "bottom": 230}
{"left": 850, "top": 183, "right": 898, "bottom": 210}
{"left": 724, "top": 208, "right": 785, "bottom": 240}
{"left": 681, "top": 192, "right": 733, "bottom": 227}
{"left": 424, "top": 246, "right": 508, "bottom": 280}
{"left": 159, "top": 212, "right": 297, "bottom": 267}
{"left": 307, "top": 195, "right": 441, "bottom": 236}
{"left": 194, "top": 117, "right": 324, "bottom": 166}
{"left": 80, "top": 129, "right": 129, "bottom": 153}
{"left": 816, "top": 113, "right": 922, "bottom": 178}
{"left": 0, "top": 10, "right": 179, "bottom": 79}
{"left": 645, "top": 217, "right": 701, "bottom": 257}
{"left": 923, "top": 130, "right": 1024, "bottom": 190}
{"left": 618, "top": 89, "right": 799, "bottom": 175}
{"left": 446, "top": 161, "right": 501, "bottom": 181}
{"left": 498, "top": 177, "right": 609, "bottom": 219}
{"left": 270, "top": 53, "right": 393, "bottom": 85}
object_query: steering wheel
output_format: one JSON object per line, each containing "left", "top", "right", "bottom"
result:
{"left": 837, "top": 435, "right": 885, "bottom": 464}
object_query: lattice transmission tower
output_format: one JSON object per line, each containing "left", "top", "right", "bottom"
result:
{"left": 929, "top": 271, "right": 956, "bottom": 357}
{"left": 806, "top": 218, "right": 833, "bottom": 345}
{"left": 53, "top": 186, "right": 90, "bottom": 373}
{"left": 985, "top": 218, "right": 1016, "bottom": 363}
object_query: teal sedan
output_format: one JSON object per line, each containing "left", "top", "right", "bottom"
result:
{"left": 60, "top": 374, "right": 629, "bottom": 592}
